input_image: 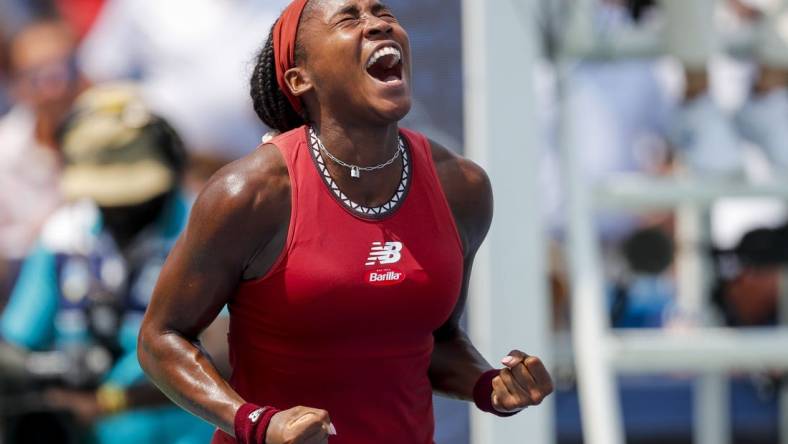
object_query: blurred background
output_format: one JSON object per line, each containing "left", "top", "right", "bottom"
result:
{"left": 1, "top": 0, "right": 788, "bottom": 443}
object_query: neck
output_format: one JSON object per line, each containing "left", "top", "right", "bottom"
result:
{"left": 313, "top": 115, "right": 400, "bottom": 167}
{"left": 310, "top": 115, "right": 404, "bottom": 208}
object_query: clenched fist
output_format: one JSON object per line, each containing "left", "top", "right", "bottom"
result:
{"left": 265, "top": 406, "right": 337, "bottom": 444}
{"left": 491, "top": 350, "right": 554, "bottom": 413}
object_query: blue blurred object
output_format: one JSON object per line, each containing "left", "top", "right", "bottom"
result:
{"left": 433, "top": 395, "right": 470, "bottom": 444}
{"left": 1, "top": 193, "right": 214, "bottom": 444}
{"left": 0, "top": 81, "right": 10, "bottom": 116}
{"left": 610, "top": 275, "right": 675, "bottom": 328}
{"left": 556, "top": 375, "right": 778, "bottom": 444}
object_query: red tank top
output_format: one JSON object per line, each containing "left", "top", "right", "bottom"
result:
{"left": 212, "top": 126, "right": 463, "bottom": 444}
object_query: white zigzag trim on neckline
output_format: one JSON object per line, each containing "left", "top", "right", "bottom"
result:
{"left": 308, "top": 127, "right": 409, "bottom": 218}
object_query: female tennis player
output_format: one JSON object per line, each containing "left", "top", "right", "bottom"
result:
{"left": 138, "top": 1, "right": 553, "bottom": 443}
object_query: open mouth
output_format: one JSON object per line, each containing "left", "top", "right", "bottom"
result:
{"left": 365, "top": 46, "right": 403, "bottom": 84}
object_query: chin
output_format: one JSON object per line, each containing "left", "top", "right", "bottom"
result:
{"left": 372, "top": 96, "right": 412, "bottom": 123}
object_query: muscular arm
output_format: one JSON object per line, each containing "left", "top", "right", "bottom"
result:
{"left": 429, "top": 254, "right": 493, "bottom": 400}
{"left": 427, "top": 141, "right": 494, "bottom": 400}
{"left": 428, "top": 141, "right": 553, "bottom": 411}
{"left": 138, "top": 145, "right": 291, "bottom": 435}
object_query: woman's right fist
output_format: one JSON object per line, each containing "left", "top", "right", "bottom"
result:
{"left": 265, "top": 406, "right": 336, "bottom": 444}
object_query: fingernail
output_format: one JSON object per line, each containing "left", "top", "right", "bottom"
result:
{"left": 329, "top": 423, "right": 337, "bottom": 435}
{"left": 502, "top": 356, "right": 515, "bottom": 365}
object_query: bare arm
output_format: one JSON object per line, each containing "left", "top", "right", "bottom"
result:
{"left": 138, "top": 145, "right": 291, "bottom": 434}
{"left": 428, "top": 143, "right": 494, "bottom": 400}
{"left": 429, "top": 253, "right": 493, "bottom": 400}
{"left": 428, "top": 141, "right": 554, "bottom": 412}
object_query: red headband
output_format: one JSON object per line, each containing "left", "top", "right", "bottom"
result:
{"left": 273, "top": 0, "right": 309, "bottom": 114}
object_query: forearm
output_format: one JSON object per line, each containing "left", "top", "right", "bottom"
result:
{"left": 105, "top": 383, "right": 172, "bottom": 411}
{"left": 138, "top": 329, "right": 243, "bottom": 436}
{"left": 428, "top": 328, "right": 492, "bottom": 400}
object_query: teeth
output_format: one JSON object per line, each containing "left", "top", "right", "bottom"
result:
{"left": 366, "top": 46, "right": 401, "bottom": 69}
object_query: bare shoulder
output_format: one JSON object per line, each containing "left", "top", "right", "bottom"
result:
{"left": 429, "top": 141, "right": 491, "bottom": 199}
{"left": 428, "top": 140, "right": 493, "bottom": 254}
{"left": 187, "top": 143, "right": 291, "bottom": 254}
{"left": 197, "top": 144, "right": 289, "bottom": 214}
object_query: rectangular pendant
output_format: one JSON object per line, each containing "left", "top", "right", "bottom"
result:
{"left": 351, "top": 166, "right": 361, "bottom": 179}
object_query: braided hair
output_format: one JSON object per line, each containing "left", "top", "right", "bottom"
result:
{"left": 250, "top": 20, "right": 309, "bottom": 133}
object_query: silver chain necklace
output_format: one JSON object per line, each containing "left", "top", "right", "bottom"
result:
{"left": 311, "top": 127, "right": 402, "bottom": 179}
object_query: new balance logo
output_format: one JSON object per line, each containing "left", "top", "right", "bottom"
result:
{"left": 365, "top": 241, "right": 403, "bottom": 266}
{"left": 248, "top": 408, "right": 265, "bottom": 423}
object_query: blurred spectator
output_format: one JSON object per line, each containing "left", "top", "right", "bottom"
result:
{"left": 712, "top": 223, "right": 788, "bottom": 326}
{"left": 0, "top": 18, "right": 85, "bottom": 308}
{"left": 717, "top": 264, "right": 779, "bottom": 326}
{"left": 731, "top": 0, "right": 788, "bottom": 176}
{"left": 659, "top": 0, "right": 746, "bottom": 177}
{"left": 78, "top": 0, "right": 290, "bottom": 169}
{"left": 0, "top": 0, "right": 55, "bottom": 33}
{"left": 559, "top": 0, "right": 788, "bottom": 178}
{"left": 0, "top": 0, "right": 104, "bottom": 39}
{"left": 546, "top": 0, "right": 788, "bottom": 329}
{"left": 0, "top": 84, "right": 214, "bottom": 444}
{"left": 540, "top": 0, "right": 673, "bottom": 235}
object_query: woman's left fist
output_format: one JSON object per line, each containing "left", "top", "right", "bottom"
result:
{"left": 491, "top": 350, "right": 554, "bottom": 413}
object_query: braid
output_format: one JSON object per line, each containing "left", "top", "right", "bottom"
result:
{"left": 250, "top": 24, "right": 307, "bottom": 133}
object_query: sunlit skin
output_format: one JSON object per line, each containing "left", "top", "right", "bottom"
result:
{"left": 290, "top": 0, "right": 413, "bottom": 127}
{"left": 285, "top": 0, "right": 414, "bottom": 209}
{"left": 138, "top": 1, "right": 553, "bottom": 442}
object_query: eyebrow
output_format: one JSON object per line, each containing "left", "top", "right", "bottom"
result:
{"left": 331, "top": 4, "right": 358, "bottom": 20}
{"left": 331, "top": 1, "right": 392, "bottom": 20}
{"left": 372, "top": 2, "right": 392, "bottom": 13}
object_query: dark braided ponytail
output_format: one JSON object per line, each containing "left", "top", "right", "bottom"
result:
{"left": 250, "top": 24, "right": 307, "bottom": 133}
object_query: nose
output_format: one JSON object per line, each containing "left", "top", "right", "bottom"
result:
{"left": 364, "top": 15, "right": 393, "bottom": 39}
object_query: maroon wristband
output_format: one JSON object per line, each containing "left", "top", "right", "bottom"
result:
{"left": 234, "top": 403, "right": 280, "bottom": 444}
{"left": 473, "top": 369, "right": 519, "bottom": 417}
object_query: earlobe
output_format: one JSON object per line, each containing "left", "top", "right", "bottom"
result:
{"left": 284, "top": 68, "right": 313, "bottom": 98}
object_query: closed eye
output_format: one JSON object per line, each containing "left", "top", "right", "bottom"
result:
{"left": 332, "top": 4, "right": 397, "bottom": 26}
{"left": 331, "top": 5, "right": 360, "bottom": 26}
{"left": 374, "top": 5, "right": 397, "bottom": 20}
